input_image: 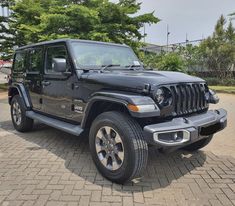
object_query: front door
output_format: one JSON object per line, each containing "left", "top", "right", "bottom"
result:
{"left": 25, "top": 47, "right": 43, "bottom": 111}
{"left": 42, "top": 45, "right": 73, "bottom": 120}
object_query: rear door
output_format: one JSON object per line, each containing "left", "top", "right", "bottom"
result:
{"left": 24, "top": 47, "right": 44, "bottom": 111}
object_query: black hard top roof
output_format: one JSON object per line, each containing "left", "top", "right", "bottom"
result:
{"left": 16, "top": 38, "right": 129, "bottom": 51}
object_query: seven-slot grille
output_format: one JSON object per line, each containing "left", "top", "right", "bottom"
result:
{"left": 169, "top": 83, "right": 208, "bottom": 116}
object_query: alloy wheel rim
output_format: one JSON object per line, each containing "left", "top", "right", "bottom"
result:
{"left": 95, "top": 126, "right": 124, "bottom": 171}
{"left": 12, "top": 101, "right": 22, "bottom": 125}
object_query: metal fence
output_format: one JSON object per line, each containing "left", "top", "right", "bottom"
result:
{"left": 194, "top": 71, "right": 235, "bottom": 78}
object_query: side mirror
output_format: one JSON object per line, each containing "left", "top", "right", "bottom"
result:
{"left": 52, "top": 58, "right": 67, "bottom": 73}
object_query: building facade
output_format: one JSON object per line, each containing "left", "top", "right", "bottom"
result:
{"left": 0, "top": 5, "right": 10, "bottom": 17}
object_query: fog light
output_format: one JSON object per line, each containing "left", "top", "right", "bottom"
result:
{"left": 173, "top": 132, "right": 181, "bottom": 141}
{"left": 153, "top": 130, "right": 190, "bottom": 146}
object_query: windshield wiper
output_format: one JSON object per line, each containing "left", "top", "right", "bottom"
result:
{"left": 126, "top": 65, "right": 143, "bottom": 70}
{"left": 101, "top": 64, "right": 121, "bottom": 72}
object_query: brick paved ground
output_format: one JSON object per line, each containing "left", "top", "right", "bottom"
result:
{"left": 0, "top": 93, "right": 235, "bottom": 206}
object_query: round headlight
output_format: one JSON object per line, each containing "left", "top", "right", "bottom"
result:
{"left": 155, "top": 88, "right": 165, "bottom": 105}
{"left": 154, "top": 87, "right": 172, "bottom": 107}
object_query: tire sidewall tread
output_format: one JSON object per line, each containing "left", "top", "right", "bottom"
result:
{"left": 89, "top": 111, "right": 148, "bottom": 183}
{"left": 11, "top": 95, "right": 33, "bottom": 132}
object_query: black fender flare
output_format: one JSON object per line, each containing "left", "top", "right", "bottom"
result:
{"left": 81, "top": 91, "right": 160, "bottom": 128}
{"left": 8, "top": 83, "right": 32, "bottom": 108}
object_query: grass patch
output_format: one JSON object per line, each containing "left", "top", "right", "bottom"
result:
{"left": 0, "top": 83, "right": 8, "bottom": 92}
{"left": 210, "top": 86, "right": 235, "bottom": 94}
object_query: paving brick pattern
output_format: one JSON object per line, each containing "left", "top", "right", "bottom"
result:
{"left": 0, "top": 125, "right": 235, "bottom": 206}
{"left": 0, "top": 95, "right": 235, "bottom": 206}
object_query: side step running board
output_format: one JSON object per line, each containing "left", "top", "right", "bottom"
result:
{"left": 26, "top": 111, "right": 83, "bottom": 136}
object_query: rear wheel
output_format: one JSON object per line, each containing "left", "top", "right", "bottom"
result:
{"left": 182, "top": 135, "right": 213, "bottom": 151}
{"left": 89, "top": 111, "right": 148, "bottom": 184}
{"left": 11, "top": 95, "right": 34, "bottom": 132}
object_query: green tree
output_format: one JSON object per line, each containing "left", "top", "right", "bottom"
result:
{"left": 230, "top": 12, "right": 235, "bottom": 16}
{"left": 226, "top": 21, "right": 235, "bottom": 42}
{"left": 140, "top": 52, "right": 186, "bottom": 72}
{"left": 156, "top": 52, "right": 186, "bottom": 72}
{"left": 198, "top": 15, "right": 235, "bottom": 78}
{"left": 141, "top": 15, "right": 234, "bottom": 75}
{"left": 0, "top": 0, "right": 159, "bottom": 59}
{"left": 178, "top": 44, "right": 203, "bottom": 71}
{"left": 139, "top": 52, "right": 161, "bottom": 69}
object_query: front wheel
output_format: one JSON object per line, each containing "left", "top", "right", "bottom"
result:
{"left": 89, "top": 111, "right": 148, "bottom": 184}
{"left": 182, "top": 135, "right": 213, "bottom": 151}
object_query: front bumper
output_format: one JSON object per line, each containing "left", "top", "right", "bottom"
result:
{"left": 143, "top": 108, "right": 227, "bottom": 147}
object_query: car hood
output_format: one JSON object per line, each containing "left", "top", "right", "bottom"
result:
{"left": 81, "top": 70, "right": 205, "bottom": 92}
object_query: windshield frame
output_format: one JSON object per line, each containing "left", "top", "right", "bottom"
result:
{"left": 69, "top": 40, "right": 143, "bottom": 70}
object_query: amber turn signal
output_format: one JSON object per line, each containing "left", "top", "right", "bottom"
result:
{"left": 127, "top": 104, "right": 156, "bottom": 113}
{"left": 127, "top": 104, "right": 139, "bottom": 112}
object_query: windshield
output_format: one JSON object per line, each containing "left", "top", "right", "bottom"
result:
{"left": 71, "top": 42, "right": 142, "bottom": 69}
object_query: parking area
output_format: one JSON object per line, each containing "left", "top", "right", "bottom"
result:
{"left": 0, "top": 93, "right": 235, "bottom": 206}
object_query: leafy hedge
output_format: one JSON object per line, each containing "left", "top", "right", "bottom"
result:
{"left": 0, "top": 83, "right": 8, "bottom": 91}
{"left": 204, "top": 77, "right": 235, "bottom": 86}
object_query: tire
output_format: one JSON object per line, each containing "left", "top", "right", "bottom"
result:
{"left": 89, "top": 111, "right": 148, "bottom": 184}
{"left": 11, "top": 95, "right": 34, "bottom": 132}
{"left": 182, "top": 135, "right": 213, "bottom": 151}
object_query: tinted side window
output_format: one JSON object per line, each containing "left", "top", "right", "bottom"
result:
{"left": 29, "top": 48, "right": 43, "bottom": 72}
{"left": 45, "top": 46, "right": 70, "bottom": 73}
{"left": 14, "top": 51, "right": 27, "bottom": 72}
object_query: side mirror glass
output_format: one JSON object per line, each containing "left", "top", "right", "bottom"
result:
{"left": 52, "top": 58, "right": 67, "bottom": 73}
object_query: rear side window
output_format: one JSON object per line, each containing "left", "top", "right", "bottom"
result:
{"left": 28, "top": 47, "right": 43, "bottom": 72}
{"left": 14, "top": 51, "right": 27, "bottom": 72}
{"left": 45, "top": 45, "right": 70, "bottom": 73}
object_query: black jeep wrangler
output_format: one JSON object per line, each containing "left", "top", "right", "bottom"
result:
{"left": 8, "top": 39, "right": 227, "bottom": 183}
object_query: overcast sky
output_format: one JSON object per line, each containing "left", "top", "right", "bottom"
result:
{"left": 136, "top": 0, "right": 235, "bottom": 45}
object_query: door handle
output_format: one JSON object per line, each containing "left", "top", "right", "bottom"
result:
{"left": 42, "top": 81, "right": 51, "bottom": 86}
